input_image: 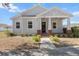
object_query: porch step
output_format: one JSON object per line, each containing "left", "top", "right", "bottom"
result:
{"left": 41, "top": 33, "right": 48, "bottom": 36}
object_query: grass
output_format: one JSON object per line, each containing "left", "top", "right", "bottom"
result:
{"left": 49, "top": 38, "right": 79, "bottom": 47}
{"left": 60, "top": 38, "right": 79, "bottom": 46}
{"left": 0, "top": 31, "right": 38, "bottom": 51}
{"left": 1, "top": 31, "right": 79, "bottom": 51}
{"left": 0, "top": 31, "right": 8, "bottom": 38}
{"left": 0, "top": 36, "right": 35, "bottom": 51}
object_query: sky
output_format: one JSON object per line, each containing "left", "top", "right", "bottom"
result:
{"left": 0, "top": 3, "right": 79, "bottom": 25}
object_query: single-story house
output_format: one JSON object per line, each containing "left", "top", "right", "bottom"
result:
{"left": 11, "top": 5, "right": 73, "bottom": 35}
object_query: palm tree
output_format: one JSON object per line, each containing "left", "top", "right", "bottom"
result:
{"left": 1, "top": 3, "right": 11, "bottom": 9}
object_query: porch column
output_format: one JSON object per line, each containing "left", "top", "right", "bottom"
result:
{"left": 21, "top": 17, "right": 24, "bottom": 34}
{"left": 37, "top": 18, "right": 42, "bottom": 34}
{"left": 67, "top": 18, "right": 71, "bottom": 33}
{"left": 48, "top": 18, "right": 52, "bottom": 35}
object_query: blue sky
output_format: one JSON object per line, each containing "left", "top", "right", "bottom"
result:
{"left": 0, "top": 3, "right": 79, "bottom": 25}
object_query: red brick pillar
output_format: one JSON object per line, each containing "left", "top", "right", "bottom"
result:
{"left": 37, "top": 30, "right": 42, "bottom": 35}
{"left": 48, "top": 30, "right": 52, "bottom": 35}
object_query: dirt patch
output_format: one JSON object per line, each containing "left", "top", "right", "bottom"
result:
{"left": 60, "top": 38, "right": 79, "bottom": 46}
{"left": 0, "top": 36, "right": 35, "bottom": 51}
{"left": 54, "top": 38, "right": 79, "bottom": 47}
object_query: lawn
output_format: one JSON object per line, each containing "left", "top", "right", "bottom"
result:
{"left": 0, "top": 31, "right": 7, "bottom": 38}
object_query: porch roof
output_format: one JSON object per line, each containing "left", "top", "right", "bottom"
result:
{"left": 37, "top": 7, "right": 73, "bottom": 18}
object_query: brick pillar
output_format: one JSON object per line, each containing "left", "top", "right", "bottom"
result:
{"left": 37, "top": 30, "right": 42, "bottom": 35}
{"left": 48, "top": 30, "right": 52, "bottom": 35}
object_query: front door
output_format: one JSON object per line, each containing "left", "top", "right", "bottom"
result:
{"left": 42, "top": 22, "right": 46, "bottom": 33}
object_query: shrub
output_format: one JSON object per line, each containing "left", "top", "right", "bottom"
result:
{"left": 20, "top": 34, "right": 26, "bottom": 37}
{"left": 9, "top": 32, "right": 17, "bottom": 36}
{"left": 71, "top": 27, "right": 79, "bottom": 38}
{"left": 4, "top": 30, "right": 17, "bottom": 37}
{"left": 50, "top": 35, "right": 60, "bottom": 42}
{"left": 32, "top": 35, "right": 41, "bottom": 42}
{"left": 37, "top": 35, "right": 41, "bottom": 38}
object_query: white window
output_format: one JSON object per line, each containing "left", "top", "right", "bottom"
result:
{"left": 28, "top": 21, "right": 32, "bottom": 28}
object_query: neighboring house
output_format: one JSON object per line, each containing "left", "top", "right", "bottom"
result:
{"left": 0, "top": 24, "right": 12, "bottom": 32}
{"left": 64, "top": 23, "right": 79, "bottom": 28}
{"left": 11, "top": 5, "right": 73, "bottom": 35}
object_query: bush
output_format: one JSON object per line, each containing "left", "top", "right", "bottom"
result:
{"left": 50, "top": 35, "right": 60, "bottom": 42}
{"left": 9, "top": 33, "right": 17, "bottom": 36}
{"left": 4, "top": 30, "right": 17, "bottom": 37}
{"left": 32, "top": 35, "right": 41, "bottom": 42}
{"left": 20, "top": 34, "right": 26, "bottom": 37}
{"left": 71, "top": 27, "right": 79, "bottom": 38}
{"left": 37, "top": 35, "right": 41, "bottom": 38}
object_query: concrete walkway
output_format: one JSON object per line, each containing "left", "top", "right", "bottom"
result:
{"left": 40, "top": 37, "right": 55, "bottom": 49}
{"left": 30, "top": 37, "right": 79, "bottom": 56}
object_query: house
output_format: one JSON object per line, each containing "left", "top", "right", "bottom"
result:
{"left": 11, "top": 5, "right": 73, "bottom": 35}
{"left": 0, "top": 24, "right": 12, "bottom": 31}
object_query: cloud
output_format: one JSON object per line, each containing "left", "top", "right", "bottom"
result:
{"left": 0, "top": 3, "right": 20, "bottom": 13}
{"left": 73, "top": 11, "right": 79, "bottom": 16}
{"left": 8, "top": 4, "right": 20, "bottom": 12}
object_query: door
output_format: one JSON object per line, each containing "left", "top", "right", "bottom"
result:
{"left": 42, "top": 22, "right": 46, "bottom": 33}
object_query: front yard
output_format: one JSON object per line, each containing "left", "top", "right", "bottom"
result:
{"left": 59, "top": 38, "right": 79, "bottom": 47}
{"left": 0, "top": 31, "right": 79, "bottom": 56}
{"left": 0, "top": 36, "right": 35, "bottom": 51}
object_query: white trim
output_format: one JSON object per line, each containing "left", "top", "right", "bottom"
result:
{"left": 21, "top": 17, "right": 24, "bottom": 34}
{"left": 39, "top": 18, "right": 41, "bottom": 30}
{"left": 48, "top": 18, "right": 52, "bottom": 30}
{"left": 37, "top": 16, "right": 70, "bottom": 18}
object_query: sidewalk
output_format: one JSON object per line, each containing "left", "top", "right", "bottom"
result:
{"left": 40, "top": 37, "right": 55, "bottom": 49}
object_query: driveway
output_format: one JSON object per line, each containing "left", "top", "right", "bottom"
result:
{"left": 30, "top": 46, "right": 79, "bottom": 56}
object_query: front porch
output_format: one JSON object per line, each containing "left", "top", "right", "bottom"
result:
{"left": 37, "top": 17, "right": 71, "bottom": 35}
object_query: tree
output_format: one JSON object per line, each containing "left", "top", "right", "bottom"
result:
{"left": 2, "top": 3, "right": 11, "bottom": 9}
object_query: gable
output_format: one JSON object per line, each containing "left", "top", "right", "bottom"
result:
{"left": 21, "top": 5, "right": 48, "bottom": 16}
{"left": 37, "top": 7, "right": 73, "bottom": 17}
